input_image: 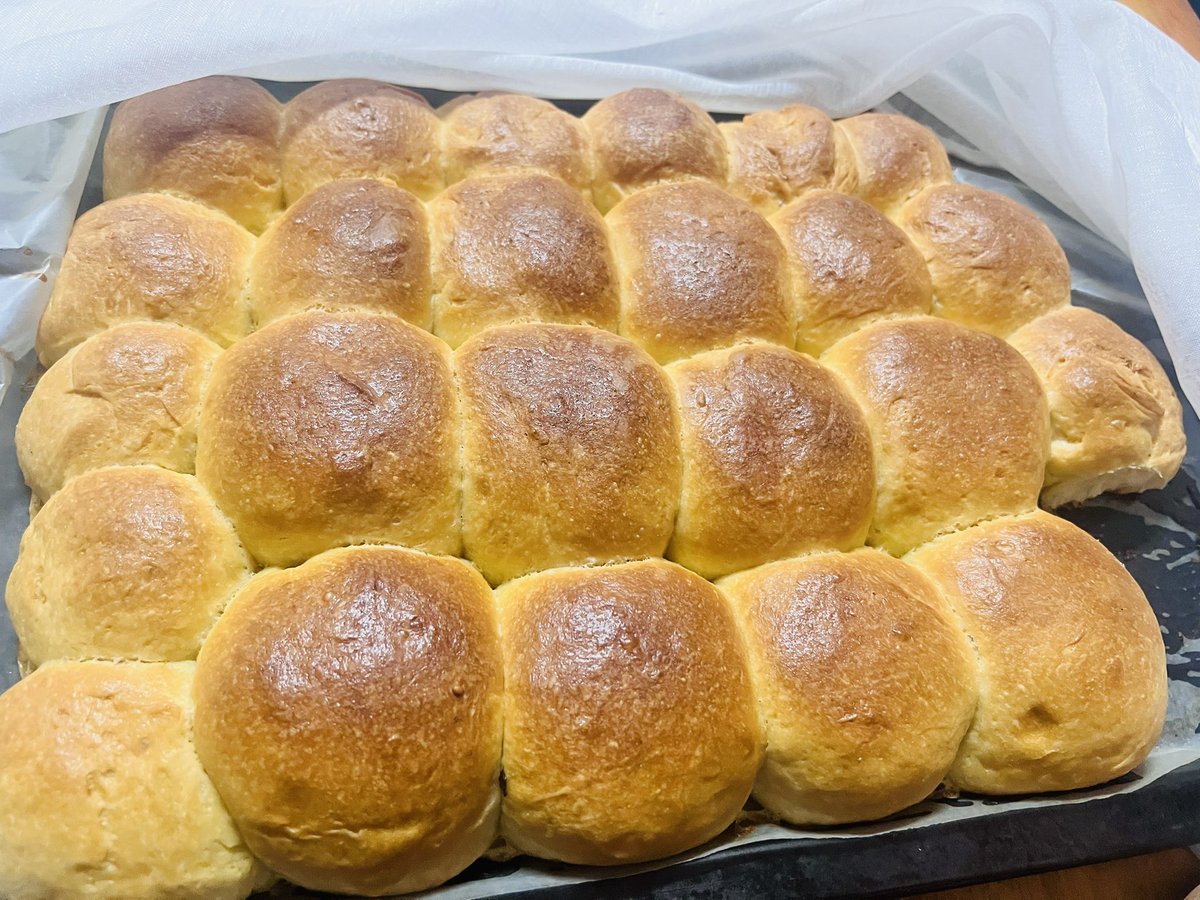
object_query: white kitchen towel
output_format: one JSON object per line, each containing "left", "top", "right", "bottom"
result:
{"left": 0, "top": 0, "right": 1197, "bottom": 410}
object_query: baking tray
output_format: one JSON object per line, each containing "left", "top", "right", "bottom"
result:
{"left": 1, "top": 83, "right": 1197, "bottom": 898}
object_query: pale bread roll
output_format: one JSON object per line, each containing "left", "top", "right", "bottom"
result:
{"left": 838, "top": 113, "right": 953, "bottom": 216}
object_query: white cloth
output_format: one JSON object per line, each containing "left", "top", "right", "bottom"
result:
{"left": 0, "top": 0, "right": 1198, "bottom": 411}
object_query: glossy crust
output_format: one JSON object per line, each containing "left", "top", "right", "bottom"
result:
{"left": 822, "top": 317, "right": 1050, "bottom": 555}
{"left": 36, "top": 193, "right": 254, "bottom": 364}
{"left": 456, "top": 324, "right": 680, "bottom": 585}
{"left": 608, "top": 180, "right": 793, "bottom": 364}
{"left": 103, "top": 75, "right": 283, "bottom": 233}
{"left": 0, "top": 661, "right": 265, "bottom": 900}
{"left": 583, "top": 88, "right": 728, "bottom": 211}
{"left": 720, "top": 549, "right": 976, "bottom": 824}
{"left": 5, "top": 466, "right": 252, "bottom": 667}
{"left": 249, "top": 178, "right": 432, "bottom": 328}
{"left": 721, "top": 104, "right": 857, "bottom": 212}
{"left": 281, "top": 80, "right": 442, "bottom": 204}
{"left": 1009, "top": 306, "right": 1186, "bottom": 505}
{"left": 16, "top": 322, "right": 220, "bottom": 502}
{"left": 440, "top": 92, "right": 592, "bottom": 189}
{"left": 898, "top": 183, "right": 1071, "bottom": 337}
{"left": 193, "top": 546, "right": 502, "bottom": 896}
{"left": 666, "top": 344, "right": 875, "bottom": 578}
{"left": 429, "top": 173, "right": 619, "bottom": 347}
{"left": 496, "top": 559, "right": 762, "bottom": 865}
{"left": 906, "top": 511, "right": 1167, "bottom": 794}
{"left": 772, "top": 190, "right": 932, "bottom": 355}
{"left": 838, "top": 113, "right": 953, "bottom": 216}
{"left": 195, "top": 311, "right": 460, "bottom": 567}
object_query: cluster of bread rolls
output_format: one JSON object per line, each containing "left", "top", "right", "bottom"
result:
{"left": 0, "top": 76, "right": 1183, "bottom": 899}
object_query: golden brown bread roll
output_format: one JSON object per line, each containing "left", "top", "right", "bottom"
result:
{"left": 496, "top": 559, "right": 761, "bottom": 865}
{"left": 822, "top": 317, "right": 1049, "bottom": 555}
{"left": 582, "top": 88, "right": 728, "bottom": 211}
{"left": 428, "top": 172, "right": 619, "bottom": 348}
{"left": 721, "top": 104, "right": 857, "bottom": 213}
{"left": 720, "top": 549, "right": 976, "bottom": 824}
{"left": 1009, "top": 306, "right": 1186, "bottom": 506}
{"left": 281, "top": 79, "right": 442, "bottom": 204}
{"left": 440, "top": 92, "right": 592, "bottom": 189}
{"left": 607, "top": 180, "right": 793, "bottom": 364}
{"left": 16, "top": 322, "right": 219, "bottom": 502}
{"left": 36, "top": 193, "right": 254, "bottom": 365}
{"left": 6, "top": 466, "right": 252, "bottom": 668}
{"left": 838, "top": 113, "right": 954, "bottom": 216}
{"left": 0, "top": 660, "right": 266, "bottom": 900}
{"left": 906, "top": 511, "right": 1167, "bottom": 794}
{"left": 772, "top": 189, "right": 933, "bottom": 355}
{"left": 195, "top": 310, "right": 460, "bottom": 567}
{"left": 666, "top": 343, "right": 875, "bottom": 578}
{"left": 249, "top": 177, "right": 432, "bottom": 328}
{"left": 457, "top": 323, "right": 680, "bottom": 585}
{"left": 103, "top": 75, "right": 283, "bottom": 234}
{"left": 898, "top": 183, "right": 1071, "bottom": 337}
{"left": 193, "top": 545, "right": 502, "bottom": 895}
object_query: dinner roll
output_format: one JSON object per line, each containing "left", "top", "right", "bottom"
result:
{"left": 428, "top": 172, "right": 619, "bottom": 347}
{"left": 608, "top": 180, "right": 793, "bottom": 364}
{"left": 838, "top": 113, "right": 953, "bottom": 216}
{"left": 103, "top": 75, "right": 282, "bottom": 233}
{"left": 772, "top": 189, "right": 932, "bottom": 355}
{"left": 36, "top": 193, "right": 254, "bottom": 364}
{"left": 0, "top": 661, "right": 266, "bottom": 900}
{"left": 583, "top": 88, "right": 728, "bottom": 211}
{"left": 16, "top": 322, "right": 219, "bottom": 502}
{"left": 496, "top": 559, "right": 761, "bottom": 865}
{"left": 898, "top": 183, "right": 1071, "bottom": 337}
{"left": 457, "top": 324, "right": 680, "bottom": 584}
{"left": 721, "top": 104, "right": 857, "bottom": 213}
{"left": 720, "top": 549, "right": 976, "bottom": 824}
{"left": 906, "top": 511, "right": 1167, "bottom": 794}
{"left": 822, "top": 317, "right": 1049, "bottom": 555}
{"left": 249, "top": 177, "right": 431, "bottom": 328}
{"left": 194, "top": 545, "right": 502, "bottom": 895}
{"left": 195, "top": 311, "right": 460, "bottom": 567}
{"left": 440, "top": 92, "right": 592, "bottom": 189}
{"left": 6, "top": 466, "right": 251, "bottom": 667}
{"left": 1009, "top": 306, "right": 1186, "bottom": 506}
{"left": 666, "top": 343, "right": 875, "bottom": 578}
{"left": 281, "top": 79, "right": 442, "bottom": 204}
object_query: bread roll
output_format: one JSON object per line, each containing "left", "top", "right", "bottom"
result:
{"left": 666, "top": 343, "right": 875, "bottom": 578}
{"left": 822, "top": 317, "right": 1049, "bottom": 555}
{"left": 0, "top": 660, "right": 266, "bottom": 900}
{"left": 428, "top": 172, "right": 619, "bottom": 347}
{"left": 608, "top": 180, "right": 793, "bottom": 363}
{"left": 193, "top": 545, "right": 502, "bottom": 895}
{"left": 6, "top": 466, "right": 251, "bottom": 667}
{"left": 36, "top": 193, "right": 254, "bottom": 364}
{"left": 496, "top": 559, "right": 761, "bottom": 865}
{"left": 898, "top": 183, "right": 1071, "bottom": 337}
{"left": 582, "top": 88, "right": 728, "bottom": 211}
{"left": 838, "top": 113, "right": 953, "bottom": 216}
{"left": 16, "top": 322, "right": 219, "bottom": 502}
{"left": 457, "top": 323, "right": 679, "bottom": 584}
{"left": 195, "top": 311, "right": 460, "bottom": 567}
{"left": 281, "top": 79, "right": 442, "bottom": 204}
{"left": 249, "top": 177, "right": 431, "bottom": 328}
{"left": 440, "top": 92, "right": 592, "bottom": 189}
{"left": 772, "top": 189, "right": 932, "bottom": 355}
{"left": 1009, "top": 306, "right": 1186, "bottom": 506}
{"left": 721, "top": 104, "right": 857, "bottom": 212}
{"left": 906, "top": 511, "right": 1167, "bottom": 794}
{"left": 720, "top": 549, "right": 976, "bottom": 824}
{"left": 103, "top": 75, "right": 282, "bottom": 233}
